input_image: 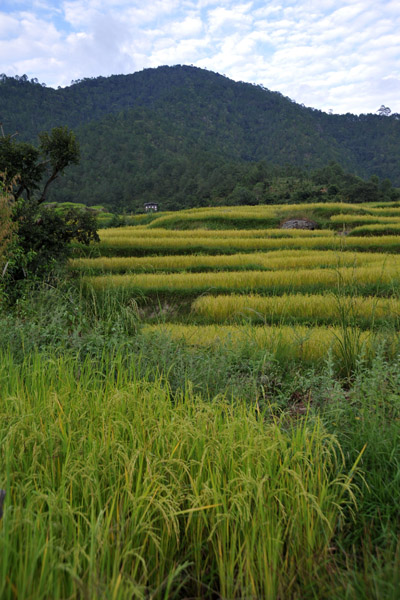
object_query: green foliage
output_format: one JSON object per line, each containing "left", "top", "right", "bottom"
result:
{"left": 0, "top": 129, "right": 97, "bottom": 300}
{"left": 0, "top": 126, "right": 80, "bottom": 203}
{"left": 0, "top": 181, "right": 16, "bottom": 270}
{"left": 0, "top": 136, "right": 43, "bottom": 200}
{"left": 6, "top": 202, "right": 99, "bottom": 286}
{"left": 1, "top": 283, "right": 400, "bottom": 597}
{"left": 108, "top": 213, "right": 128, "bottom": 227}
{"left": 36, "top": 126, "right": 80, "bottom": 203}
{"left": 38, "top": 126, "right": 80, "bottom": 171}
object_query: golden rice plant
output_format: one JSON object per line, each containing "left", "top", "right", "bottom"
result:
{"left": 99, "top": 226, "right": 158, "bottom": 237}
{"left": 342, "top": 236, "right": 400, "bottom": 251}
{"left": 192, "top": 293, "right": 400, "bottom": 324}
{"left": 368, "top": 206, "right": 400, "bottom": 216}
{"left": 348, "top": 224, "right": 400, "bottom": 236}
{"left": 96, "top": 235, "right": 342, "bottom": 252}
{"left": 147, "top": 202, "right": 375, "bottom": 227}
{"left": 330, "top": 214, "right": 400, "bottom": 225}
{"left": 71, "top": 250, "right": 400, "bottom": 275}
{"left": 92, "top": 234, "right": 400, "bottom": 255}
{"left": 85, "top": 264, "right": 400, "bottom": 294}
{"left": 143, "top": 323, "right": 375, "bottom": 363}
{"left": 99, "top": 227, "right": 336, "bottom": 241}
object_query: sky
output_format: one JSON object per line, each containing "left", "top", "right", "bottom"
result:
{"left": 0, "top": 0, "right": 399, "bottom": 115}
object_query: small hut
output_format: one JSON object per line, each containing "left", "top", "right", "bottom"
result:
{"left": 144, "top": 202, "right": 159, "bottom": 213}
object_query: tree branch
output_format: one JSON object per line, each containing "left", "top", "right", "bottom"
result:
{"left": 38, "top": 170, "right": 59, "bottom": 204}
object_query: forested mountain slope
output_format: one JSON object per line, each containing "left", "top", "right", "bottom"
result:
{"left": 0, "top": 65, "right": 399, "bottom": 211}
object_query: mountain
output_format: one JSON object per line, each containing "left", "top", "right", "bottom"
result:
{"left": 1, "top": 65, "right": 399, "bottom": 211}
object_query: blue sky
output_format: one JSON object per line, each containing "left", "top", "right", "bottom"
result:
{"left": 0, "top": 0, "right": 399, "bottom": 114}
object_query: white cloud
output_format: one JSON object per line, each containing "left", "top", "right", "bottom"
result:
{"left": 207, "top": 3, "right": 253, "bottom": 33}
{"left": 0, "top": 0, "right": 399, "bottom": 113}
{"left": 0, "top": 14, "right": 20, "bottom": 38}
{"left": 168, "top": 15, "right": 204, "bottom": 38}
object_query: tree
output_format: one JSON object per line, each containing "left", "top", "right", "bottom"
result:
{"left": 0, "top": 180, "right": 17, "bottom": 274}
{"left": 377, "top": 105, "right": 391, "bottom": 117}
{"left": 37, "top": 127, "right": 80, "bottom": 203}
{"left": 0, "top": 127, "right": 97, "bottom": 293}
{"left": 228, "top": 185, "right": 258, "bottom": 206}
{"left": 0, "top": 126, "right": 80, "bottom": 203}
{"left": 10, "top": 202, "right": 99, "bottom": 281}
{"left": 0, "top": 136, "right": 43, "bottom": 201}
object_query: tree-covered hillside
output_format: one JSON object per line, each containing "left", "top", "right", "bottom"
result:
{"left": 0, "top": 66, "right": 399, "bottom": 211}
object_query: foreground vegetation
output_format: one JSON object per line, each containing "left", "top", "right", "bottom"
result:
{"left": 1, "top": 284, "right": 400, "bottom": 598}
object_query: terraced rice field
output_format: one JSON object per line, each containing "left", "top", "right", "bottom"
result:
{"left": 71, "top": 249, "right": 395, "bottom": 274}
{"left": 72, "top": 201, "right": 400, "bottom": 365}
{"left": 191, "top": 293, "right": 400, "bottom": 325}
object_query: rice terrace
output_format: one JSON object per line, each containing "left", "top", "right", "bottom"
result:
{"left": 2, "top": 194, "right": 400, "bottom": 599}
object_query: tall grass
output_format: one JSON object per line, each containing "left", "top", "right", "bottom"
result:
{"left": 2, "top": 281, "right": 400, "bottom": 598}
{"left": 0, "top": 351, "right": 359, "bottom": 599}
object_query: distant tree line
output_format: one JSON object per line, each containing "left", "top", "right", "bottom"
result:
{"left": 1, "top": 66, "right": 399, "bottom": 212}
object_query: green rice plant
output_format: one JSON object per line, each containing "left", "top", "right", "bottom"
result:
{"left": 320, "top": 352, "right": 400, "bottom": 595}
{"left": 330, "top": 541, "right": 400, "bottom": 600}
{"left": 191, "top": 293, "right": 400, "bottom": 327}
{"left": 331, "top": 304, "right": 369, "bottom": 380}
{"left": 0, "top": 351, "right": 360, "bottom": 599}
